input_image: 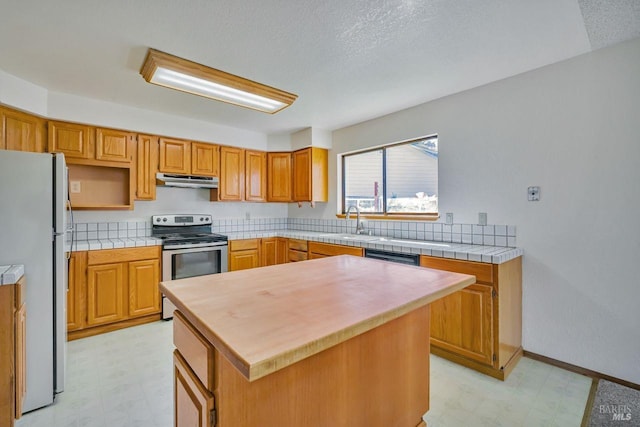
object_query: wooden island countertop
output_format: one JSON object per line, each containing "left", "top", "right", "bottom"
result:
{"left": 161, "top": 255, "right": 475, "bottom": 382}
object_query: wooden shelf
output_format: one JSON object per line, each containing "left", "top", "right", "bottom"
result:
{"left": 68, "top": 163, "right": 134, "bottom": 210}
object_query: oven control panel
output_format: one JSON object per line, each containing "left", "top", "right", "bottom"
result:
{"left": 152, "top": 214, "right": 212, "bottom": 226}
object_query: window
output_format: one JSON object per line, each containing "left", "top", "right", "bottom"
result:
{"left": 342, "top": 135, "right": 438, "bottom": 215}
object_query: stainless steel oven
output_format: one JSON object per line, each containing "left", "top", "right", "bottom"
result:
{"left": 152, "top": 214, "right": 228, "bottom": 319}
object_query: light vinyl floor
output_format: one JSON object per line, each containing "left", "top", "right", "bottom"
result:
{"left": 16, "top": 321, "right": 591, "bottom": 427}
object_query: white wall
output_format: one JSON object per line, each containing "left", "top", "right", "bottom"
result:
{"left": 0, "top": 70, "right": 48, "bottom": 116}
{"left": 325, "top": 38, "right": 640, "bottom": 384}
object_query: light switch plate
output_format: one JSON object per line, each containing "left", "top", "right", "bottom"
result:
{"left": 528, "top": 186, "right": 540, "bottom": 201}
{"left": 445, "top": 213, "right": 453, "bottom": 224}
{"left": 478, "top": 212, "right": 487, "bottom": 226}
{"left": 70, "top": 181, "right": 81, "bottom": 193}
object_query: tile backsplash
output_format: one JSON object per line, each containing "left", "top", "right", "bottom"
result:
{"left": 71, "top": 218, "right": 517, "bottom": 247}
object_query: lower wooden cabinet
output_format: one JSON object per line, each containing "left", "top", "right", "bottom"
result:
{"left": 87, "top": 263, "right": 125, "bottom": 327}
{"left": 0, "top": 275, "right": 25, "bottom": 426}
{"left": 174, "top": 350, "right": 215, "bottom": 427}
{"left": 420, "top": 255, "right": 522, "bottom": 380}
{"left": 228, "top": 239, "right": 260, "bottom": 271}
{"left": 229, "top": 238, "right": 289, "bottom": 271}
{"left": 67, "top": 246, "right": 162, "bottom": 340}
{"left": 288, "top": 239, "right": 308, "bottom": 262}
{"left": 308, "top": 242, "right": 364, "bottom": 258}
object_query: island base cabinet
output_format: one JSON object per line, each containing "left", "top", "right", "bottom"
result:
{"left": 174, "top": 351, "right": 214, "bottom": 427}
{"left": 174, "top": 305, "right": 431, "bottom": 427}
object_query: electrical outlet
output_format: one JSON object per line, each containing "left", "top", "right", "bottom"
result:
{"left": 445, "top": 213, "right": 453, "bottom": 224}
{"left": 478, "top": 212, "right": 487, "bottom": 226}
{"left": 70, "top": 181, "right": 81, "bottom": 193}
{"left": 528, "top": 186, "right": 540, "bottom": 201}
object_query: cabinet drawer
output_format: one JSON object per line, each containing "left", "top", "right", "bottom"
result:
{"left": 289, "top": 249, "right": 308, "bottom": 262}
{"left": 420, "top": 256, "right": 493, "bottom": 284}
{"left": 229, "top": 239, "right": 259, "bottom": 251}
{"left": 288, "top": 239, "right": 308, "bottom": 251}
{"left": 173, "top": 311, "right": 214, "bottom": 390}
{"left": 87, "top": 246, "right": 160, "bottom": 265}
{"left": 308, "top": 242, "right": 363, "bottom": 257}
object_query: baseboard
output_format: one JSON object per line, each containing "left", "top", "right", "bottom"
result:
{"left": 68, "top": 314, "right": 161, "bottom": 341}
{"left": 523, "top": 350, "right": 640, "bottom": 391}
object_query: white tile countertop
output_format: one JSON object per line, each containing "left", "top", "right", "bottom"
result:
{"left": 75, "top": 230, "right": 523, "bottom": 264}
{"left": 226, "top": 230, "right": 523, "bottom": 264}
{"left": 0, "top": 264, "right": 24, "bottom": 285}
{"left": 72, "top": 237, "right": 163, "bottom": 252}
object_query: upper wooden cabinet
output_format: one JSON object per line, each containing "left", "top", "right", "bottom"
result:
{"left": 292, "top": 147, "right": 328, "bottom": 203}
{"left": 267, "top": 152, "right": 292, "bottom": 202}
{"left": 95, "top": 128, "right": 135, "bottom": 163}
{"left": 48, "top": 121, "right": 94, "bottom": 159}
{"left": 215, "top": 146, "right": 245, "bottom": 201}
{"left": 158, "top": 138, "right": 219, "bottom": 177}
{"left": 0, "top": 106, "right": 46, "bottom": 153}
{"left": 48, "top": 121, "right": 134, "bottom": 164}
{"left": 191, "top": 142, "right": 219, "bottom": 177}
{"left": 159, "top": 137, "right": 191, "bottom": 174}
{"left": 136, "top": 134, "right": 158, "bottom": 200}
{"left": 245, "top": 150, "right": 267, "bottom": 202}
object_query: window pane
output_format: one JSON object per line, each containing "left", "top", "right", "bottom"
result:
{"left": 344, "top": 149, "right": 383, "bottom": 213}
{"left": 386, "top": 137, "right": 438, "bottom": 213}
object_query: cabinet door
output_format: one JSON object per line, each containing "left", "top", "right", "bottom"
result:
{"left": 267, "top": 152, "right": 292, "bottom": 202}
{"left": 430, "top": 283, "right": 494, "bottom": 366}
{"left": 292, "top": 148, "right": 311, "bottom": 201}
{"left": 276, "top": 238, "right": 288, "bottom": 264}
{"left": 67, "top": 251, "right": 87, "bottom": 332}
{"left": 15, "top": 303, "right": 26, "bottom": 419}
{"left": 159, "top": 138, "right": 191, "bottom": 174}
{"left": 128, "top": 259, "right": 160, "bottom": 318}
{"left": 219, "top": 146, "right": 244, "bottom": 201}
{"left": 229, "top": 249, "right": 259, "bottom": 271}
{"left": 174, "top": 351, "right": 214, "bottom": 427}
{"left": 95, "top": 128, "right": 135, "bottom": 163}
{"left": 191, "top": 142, "right": 219, "bottom": 177}
{"left": 48, "top": 121, "right": 94, "bottom": 159}
{"left": 260, "top": 238, "right": 277, "bottom": 267}
{"left": 245, "top": 150, "right": 266, "bottom": 202}
{"left": 87, "top": 263, "right": 125, "bottom": 326}
{"left": 1, "top": 107, "right": 46, "bottom": 152}
{"left": 292, "top": 147, "right": 328, "bottom": 202}
{"left": 136, "top": 134, "right": 158, "bottom": 200}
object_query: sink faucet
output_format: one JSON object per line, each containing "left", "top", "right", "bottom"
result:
{"left": 345, "top": 205, "right": 367, "bottom": 235}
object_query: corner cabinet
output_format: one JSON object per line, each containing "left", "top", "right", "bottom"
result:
{"left": 228, "top": 238, "right": 287, "bottom": 271}
{"left": 67, "top": 247, "right": 162, "bottom": 340}
{"left": 420, "top": 256, "right": 522, "bottom": 380}
{"left": 292, "top": 147, "right": 328, "bottom": 203}
{"left": 0, "top": 275, "right": 26, "bottom": 426}
{"left": 0, "top": 106, "right": 46, "bottom": 153}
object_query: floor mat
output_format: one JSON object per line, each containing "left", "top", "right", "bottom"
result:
{"left": 583, "top": 379, "right": 640, "bottom": 426}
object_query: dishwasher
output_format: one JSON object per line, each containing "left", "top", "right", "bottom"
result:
{"left": 364, "top": 248, "right": 420, "bottom": 266}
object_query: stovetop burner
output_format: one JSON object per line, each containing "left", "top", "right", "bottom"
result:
{"left": 151, "top": 214, "right": 227, "bottom": 248}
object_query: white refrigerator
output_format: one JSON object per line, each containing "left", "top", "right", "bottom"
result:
{"left": 0, "top": 150, "right": 69, "bottom": 413}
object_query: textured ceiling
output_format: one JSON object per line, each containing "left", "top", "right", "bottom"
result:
{"left": 0, "top": 0, "right": 638, "bottom": 134}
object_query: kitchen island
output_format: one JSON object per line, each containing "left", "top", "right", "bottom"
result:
{"left": 161, "top": 255, "right": 475, "bottom": 427}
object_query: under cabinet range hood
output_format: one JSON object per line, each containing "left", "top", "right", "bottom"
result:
{"left": 156, "top": 173, "right": 218, "bottom": 189}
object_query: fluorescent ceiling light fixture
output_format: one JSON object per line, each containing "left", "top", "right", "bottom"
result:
{"left": 140, "top": 49, "right": 297, "bottom": 113}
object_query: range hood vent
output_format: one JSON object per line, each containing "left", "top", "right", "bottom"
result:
{"left": 156, "top": 173, "right": 218, "bottom": 189}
